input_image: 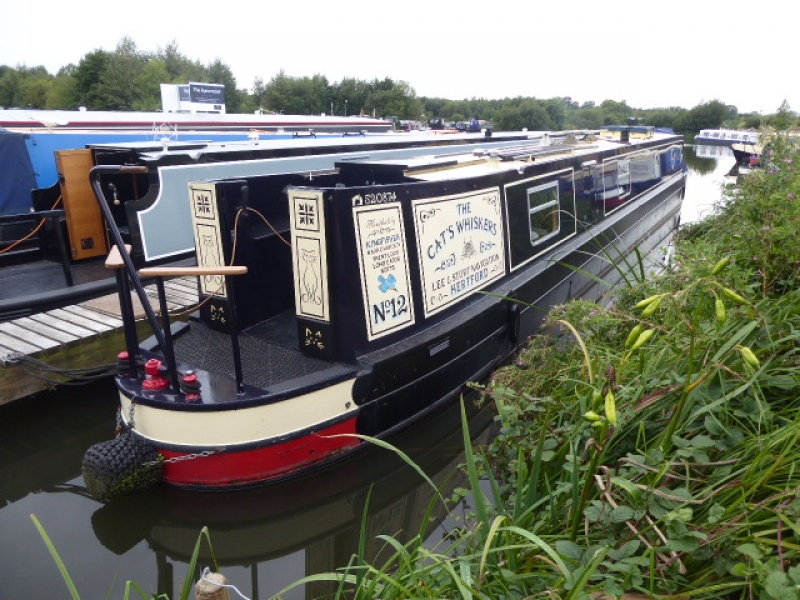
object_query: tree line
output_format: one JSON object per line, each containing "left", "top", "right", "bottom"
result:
{"left": 1, "top": 38, "right": 796, "bottom": 134}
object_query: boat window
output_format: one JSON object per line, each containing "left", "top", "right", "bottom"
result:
{"left": 527, "top": 181, "right": 560, "bottom": 246}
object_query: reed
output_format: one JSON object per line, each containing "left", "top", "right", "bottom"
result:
{"left": 31, "top": 516, "right": 218, "bottom": 600}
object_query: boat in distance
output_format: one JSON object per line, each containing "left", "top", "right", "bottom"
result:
{"left": 86, "top": 128, "right": 687, "bottom": 490}
{"left": 0, "top": 107, "right": 393, "bottom": 221}
{"left": 695, "top": 128, "right": 759, "bottom": 147}
{"left": 0, "top": 108, "right": 394, "bottom": 134}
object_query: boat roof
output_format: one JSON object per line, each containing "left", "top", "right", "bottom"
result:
{"left": 88, "top": 130, "right": 544, "bottom": 161}
{"left": 698, "top": 128, "right": 759, "bottom": 136}
{"left": 0, "top": 108, "right": 393, "bottom": 130}
{"left": 334, "top": 131, "right": 680, "bottom": 181}
{"left": 88, "top": 129, "right": 631, "bottom": 163}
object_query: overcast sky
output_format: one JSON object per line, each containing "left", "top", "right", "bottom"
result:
{"left": 2, "top": 0, "right": 794, "bottom": 115}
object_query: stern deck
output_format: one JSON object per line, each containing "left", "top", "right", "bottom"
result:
{"left": 163, "top": 310, "right": 342, "bottom": 390}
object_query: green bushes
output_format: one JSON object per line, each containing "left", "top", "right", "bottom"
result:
{"left": 472, "top": 130, "right": 800, "bottom": 598}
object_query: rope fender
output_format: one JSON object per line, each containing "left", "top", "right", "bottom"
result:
{"left": 82, "top": 431, "right": 163, "bottom": 502}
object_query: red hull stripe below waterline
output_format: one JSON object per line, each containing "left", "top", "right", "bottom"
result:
{"left": 159, "top": 416, "right": 360, "bottom": 487}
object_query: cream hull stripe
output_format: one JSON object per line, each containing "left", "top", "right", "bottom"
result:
{"left": 121, "top": 378, "right": 357, "bottom": 447}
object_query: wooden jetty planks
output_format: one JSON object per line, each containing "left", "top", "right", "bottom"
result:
{"left": 27, "top": 313, "right": 96, "bottom": 339}
{"left": 163, "top": 280, "right": 200, "bottom": 305}
{"left": 60, "top": 305, "right": 124, "bottom": 329}
{"left": 0, "top": 277, "right": 198, "bottom": 405}
{"left": 7, "top": 316, "right": 82, "bottom": 345}
{"left": 0, "top": 321, "right": 62, "bottom": 351}
{"left": 0, "top": 331, "right": 40, "bottom": 356}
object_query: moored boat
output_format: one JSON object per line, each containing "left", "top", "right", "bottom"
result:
{"left": 84, "top": 128, "right": 686, "bottom": 492}
{"left": 0, "top": 130, "right": 537, "bottom": 320}
{"left": 730, "top": 141, "right": 762, "bottom": 167}
{"left": 0, "top": 108, "right": 394, "bottom": 217}
{"left": 695, "top": 128, "right": 759, "bottom": 147}
{"left": 0, "top": 108, "right": 394, "bottom": 134}
{"left": 0, "top": 112, "right": 398, "bottom": 320}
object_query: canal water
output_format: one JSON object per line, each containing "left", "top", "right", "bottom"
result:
{"left": 0, "top": 144, "right": 736, "bottom": 599}
{"left": 0, "top": 380, "right": 496, "bottom": 600}
{"left": 682, "top": 143, "right": 736, "bottom": 223}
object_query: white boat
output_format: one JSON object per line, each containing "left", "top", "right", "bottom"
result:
{"left": 695, "top": 128, "right": 759, "bottom": 147}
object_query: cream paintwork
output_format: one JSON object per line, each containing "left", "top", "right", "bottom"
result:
{"left": 120, "top": 378, "right": 358, "bottom": 448}
{"left": 290, "top": 189, "right": 331, "bottom": 322}
{"left": 353, "top": 202, "right": 415, "bottom": 340}
{"left": 189, "top": 182, "right": 228, "bottom": 298}
{"left": 412, "top": 187, "right": 506, "bottom": 317}
{"left": 409, "top": 156, "right": 523, "bottom": 181}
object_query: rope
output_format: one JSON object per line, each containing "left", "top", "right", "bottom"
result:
{"left": 167, "top": 277, "right": 225, "bottom": 319}
{"left": 103, "top": 205, "right": 290, "bottom": 325}
{"left": 167, "top": 206, "right": 279, "bottom": 319}
{"left": 200, "top": 567, "right": 251, "bottom": 600}
{"left": 0, "top": 196, "right": 63, "bottom": 254}
{"left": 2, "top": 352, "right": 117, "bottom": 386}
{"left": 232, "top": 207, "right": 291, "bottom": 260}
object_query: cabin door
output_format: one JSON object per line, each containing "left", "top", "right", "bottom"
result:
{"left": 55, "top": 149, "right": 109, "bottom": 260}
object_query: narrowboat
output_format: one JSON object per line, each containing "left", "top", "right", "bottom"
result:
{"left": 84, "top": 128, "right": 686, "bottom": 491}
{"left": 695, "top": 128, "right": 759, "bottom": 147}
{"left": 730, "top": 141, "right": 762, "bottom": 168}
{"left": 0, "top": 107, "right": 394, "bottom": 135}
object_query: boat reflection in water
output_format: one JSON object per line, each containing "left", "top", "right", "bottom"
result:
{"left": 692, "top": 143, "right": 734, "bottom": 160}
{"left": 87, "top": 396, "right": 496, "bottom": 599}
{"left": 0, "top": 377, "right": 495, "bottom": 598}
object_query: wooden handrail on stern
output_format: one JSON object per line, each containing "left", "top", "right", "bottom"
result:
{"left": 103, "top": 240, "right": 250, "bottom": 393}
{"left": 139, "top": 266, "right": 248, "bottom": 277}
{"left": 104, "top": 244, "right": 131, "bottom": 270}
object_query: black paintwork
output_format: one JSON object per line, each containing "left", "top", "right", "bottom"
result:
{"left": 117, "top": 135, "right": 686, "bottom": 455}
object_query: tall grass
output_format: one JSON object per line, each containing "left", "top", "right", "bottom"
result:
{"left": 31, "top": 516, "right": 218, "bottom": 600}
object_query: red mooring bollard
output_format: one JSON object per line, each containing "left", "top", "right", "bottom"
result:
{"left": 142, "top": 358, "right": 169, "bottom": 391}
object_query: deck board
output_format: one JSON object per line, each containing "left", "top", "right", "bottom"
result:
{"left": 2, "top": 317, "right": 79, "bottom": 345}
{"left": 0, "top": 322, "right": 61, "bottom": 350}
{"left": 162, "top": 283, "right": 199, "bottom": 304}
{"left": 0, "top": 331, "right": 40, "bottom": 355}
{"left": 46, "top": 308, "right": 115, "bottom": 333}
{"left": 27, "top": 313, "right": 95, "bottom": 338}
{"left": 61, "top": 305, "right": 124, "bottom": 328}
